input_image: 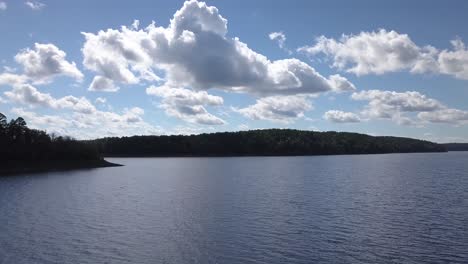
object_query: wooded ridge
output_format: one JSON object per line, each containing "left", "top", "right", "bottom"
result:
{"left": 93, "top": 129, "right": 447, "bottom": 157}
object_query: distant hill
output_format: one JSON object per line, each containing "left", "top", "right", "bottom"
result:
{"left": 93, "top": 129, "right": 447, "bottom": 157}
{"left": 443, "top": 143, "right": 468, "bottom": 151}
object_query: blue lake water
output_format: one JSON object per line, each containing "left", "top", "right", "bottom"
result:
{"left": 1, "top": 152, "right": 467, "bottom": 263}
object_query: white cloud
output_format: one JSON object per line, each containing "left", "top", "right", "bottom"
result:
{"left": 0, "top": 73, "right": 28, "bottom": 86}
{"left": 323, "top": 110, "right": 360, "bottom": 123}
{"left": 418, "top": 109, "right": 468, "bottom": 125}
{"left": 25, "top": 1, "right": 45, "bottom": 10}
{"left": 81, "top": 0, "right": 355, "bottom": 98}
{"left": 269, "top": 32, "right": 286, "bottom": 47}
{"left": 68, "top": 106, "right": 160, "bottom": 137}
{"left": 351, "top": 89, "right": 468, "bottom": 126}
{"left": 89, "top": 76, "right": 120, "bottom": 92}
{"left": 121, "top": 107, "right": 144, "bottom": 123}
{"left": 327, "top": 74, "right": 356, "bottom": 92}
{"left": 299, "top": 29, "right": 437, "bottom": 75}
{"left": 79, "top": 0, "right": 357, "bottom": 124}
{"left": 11, "top": 108, "right": 73, "bottom": 135}
{"left": 299, "top": 29, "right": 468, "bottom": 80}
{"left": 269, "top": 31, "right": 291, "bottom": 54}
{"left": 352, "top": 90, "right": 444, "bottom": 117}
{"left": 95, "top": 97, "right": 107, "bottom": 104}
{"left": 0, "top": 41, "right": 159, "bottom": 138}
{"left": 391, "top": 113, "right": 419, "bottom": 126}
{"left": 438, "top": 39, "right": 468, "bottom": 80}
{"left": 147, "top": 85, "right": 225, "bottom": 125}
{"left": 4, "top": 84, "right": 96, "bottom": 114}
{"left": 0, "top": 2, "right": 7, "bottom": 11}
{"left": 235, "top": 95, "right": 312, "bottom": 123}
{"left": 81, "top": 28, "right": 151, "bottom": 85}
{"left": 6, "top": 88, "right": 161, "bottom": 139}
{"left": 11, "top": 106, "right": 161, "bottom": 139}
{"left": 131, "top": 19, "right": 140, "bottom": 30}
{"left": 15, "top": 43, "right": 83, "bottom": 84}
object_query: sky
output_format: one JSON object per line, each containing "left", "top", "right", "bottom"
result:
{"left": 0, "top": 0, "right": 468, "bottom": 142}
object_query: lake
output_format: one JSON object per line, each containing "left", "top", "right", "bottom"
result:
{"left": 1, "top": 152, "right": 467, "bottom": 263}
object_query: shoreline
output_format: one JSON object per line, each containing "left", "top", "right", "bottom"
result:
{"left": 0, "top": 160, "right": 122, "bottom": 176}
{"left": 103, "top": 150, "right": 448, "bottom": 158}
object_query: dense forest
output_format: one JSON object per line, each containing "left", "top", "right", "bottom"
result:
{"left": 93, "top": 129, "right": 447, "bottom": 157}
{"left": 443, "top": 143, "right": 468, "bottom": 151}
{"left": 1, "top": 111, "right": 449, "bottom": 175}
{"left": 1, "top": 113, "right": 116, "bottom": 174}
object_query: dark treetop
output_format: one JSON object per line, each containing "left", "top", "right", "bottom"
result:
{"left": 93, "top": 129, "right": 447, "bottom": 157}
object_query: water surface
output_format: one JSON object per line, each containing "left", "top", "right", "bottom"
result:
{"left": 1, "top": 152, "right": 467, "bottom": 263}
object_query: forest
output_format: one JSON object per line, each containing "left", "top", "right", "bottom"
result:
{"left": 1, "top": 111, "right": 448, "bottom": 174}
{"left": 443, "top": 143, "right": 468, "bottom": 151}
{"left": 0, "top": 113, "right": 115, "bottom": 174}
{"left": 93, "top": 129, "right": 447, "bottom": 157}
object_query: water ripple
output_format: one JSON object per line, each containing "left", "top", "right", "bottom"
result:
{"left": 0, "top": 153, "right": 468, "bottom": 263}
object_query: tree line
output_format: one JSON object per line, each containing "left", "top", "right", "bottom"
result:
{"left": 0, "top": 113, "right": 101, "bottom": 162}
{"left": 93, "top": 129, "right": 447, "bottom": 157}
{"left": 1, "top": 111, "right": 447, "bottom": 162}
{"left": 443, "top": 143, "right": 468, "bottom": 151}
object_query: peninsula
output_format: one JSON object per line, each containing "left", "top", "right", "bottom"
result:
{"left": 0, "top": 113, "right": 120, "bottom": 176}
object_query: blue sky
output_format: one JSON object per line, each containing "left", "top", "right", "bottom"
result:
{"left": 0, "top": 0, "right": 467, "bottom": 142}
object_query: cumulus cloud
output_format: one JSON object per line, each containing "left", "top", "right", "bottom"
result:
{"left": 81, "top": 0, "right": 355, "bottom": 99}
{"left": 418, "top": 109, "right": 468, "bottom": 125}
{"left": 299, "top": 29, "right": 468, "bottom": 80}
{"left": 4, "top": 84, "right": 96, "bottom": 114}
{"left": 25, "top": 1, "right": 45, "bottom": 10}
{"left": 83, "top": 0, "right": 358, "bottom": 125}
{"left": 81, "top": 28, "right": 150, "bottom": 85}
{"left": 69, "top": 106, "right": 154, "bottom": 135}
{"left": 323, "top": 110, "right": 360, "bottom": 123}
{"left": 438, "top": 39, "right": 468, "bottom": 80}
{"left": 11, "top": 106, "right": 161, "bottom": 139}
{"left": 11, "top": 108, "right": 73, "bottom": 133}
{"left": 15, "top": 43, "right": 83, "bottom": 84}
{"left": 0, "top": 42, "right": 148, "bottom": 138}
{"left": 299, "top": 29, "right": 437, "bottom": 75}
{"left": 269, "top": 31, "right": 291, "bottom": 54}
{"left": 78, "top": 0, "right": 358, "bottom": 123}
{"left": 0, "top": 44, "right": 149, "bottom": 138}
{"left": 147, "top": 85, "right": 225, "bottom": 125}
{"left": 327, "top": 74, "right": 356, "bottom": 92}
{"left": 351, "top": 89, "right": 468, "bottom": 126}
{"left": 5, "top": 86, "right": 161, "bottom": 139}
{"left": 0, "top": 2, "right": 7, "bottom": 10}
{"left": 121, "top": 107, "right": 144, "bottom": 123}
{"left": 235, "top": 95, "right": 312, "bottom": 123}
{"left": 0, "top": 73, "right": 28, "bottom": 86}
{"left": 351, "top": 90, "right": 444, "bottom": 118}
